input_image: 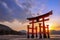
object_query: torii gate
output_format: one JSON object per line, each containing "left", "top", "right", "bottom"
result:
{"left": 27, "top": 11, "right": 52, "bottom": 38}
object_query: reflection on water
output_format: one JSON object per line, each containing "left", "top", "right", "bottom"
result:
{"left": 0, "top": 35, "right": 60, "bottom": 39}
{"left": 28, "top": 34, "right": 60, "bottom": 38}
{"left": 0, "top": 35, "right": 60, "bottom": 40}
{"left": 50, "top": 35, "right": 60, "bottom": 38}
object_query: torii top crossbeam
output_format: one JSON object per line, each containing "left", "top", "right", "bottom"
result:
{"left": 27, "top": 11, "right": 52, "bottom": 21}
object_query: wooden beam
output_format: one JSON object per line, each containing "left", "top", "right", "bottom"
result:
{"left": 27, "top": 11, "right": 52, "bottom": 21}
{"left": 29, "top": 18, "right": 49, "bottom": 24}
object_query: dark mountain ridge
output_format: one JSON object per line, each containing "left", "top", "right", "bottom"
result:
{"left": 0, "top": 24, "right": 26, "bottom": 35}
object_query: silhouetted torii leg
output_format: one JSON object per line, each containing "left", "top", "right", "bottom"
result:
{"left": 35, "top": 26, "right": 38, "bottom": 38}
{"left": 31, "top": 20, "right": 34, "bottom": 38}
{"left": 39, "top": 23, "right": 42, "bottom": 38}
{"left": 27, "top": 25, "right": 30, "bottom": 38}
{"left": 47, "top": 25, "right": 50, "bottom": 38}
{"left": 42, "top": 18, "right": 47, "bottom": 38}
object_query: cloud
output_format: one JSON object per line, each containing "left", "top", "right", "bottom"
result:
{"left": 0, "top": 0, "right": 32, "bottom": 22}
{"left": 0, "top": 0, "right": 47, "bottom": 22}
{"left": 0, "top": 19, "right": 29, "bottom": 31}
{"left": 15, "top": 0, "right": 32, "bottom": 8}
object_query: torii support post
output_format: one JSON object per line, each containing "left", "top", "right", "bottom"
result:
{"left": 42, "top": 17, "right": 47, "bottom": 38}
{"left": 35, "top": 26, "right": 38, "bottom": 38}
{"left": 47, "top": 25, "right": 50, "bottom": 38}
{"left": 27, "top": 25, "right": 30, "bottom": 38}
{"left": 39, "top": 23, "right": 42, "bottom": 38}
{"left": 31, "top": 20, "right": 34, "bottom": 38}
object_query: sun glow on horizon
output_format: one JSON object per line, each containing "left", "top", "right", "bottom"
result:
{"left": 45, "top": 21, "right": 55, "bottom": 30}
{"left": 49, "top": 23, "right": 55, "bottom": 30}
{"left": 49, "top": 26, "right": 53, "bottom": 30}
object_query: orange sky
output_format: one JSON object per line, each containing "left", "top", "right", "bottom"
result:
{"left": 0, "top": 17, "right": 60, "bottom": 31}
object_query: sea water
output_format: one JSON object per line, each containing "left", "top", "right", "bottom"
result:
{"left": 0, "top": 35, "right": 60, "bottom": 40}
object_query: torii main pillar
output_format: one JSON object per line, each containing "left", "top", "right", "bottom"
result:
{"left": 42, "top": 17, "right": 47, "bottom": 38}
{"left": 27, "top": 11, "right": 52, "bottom": 38}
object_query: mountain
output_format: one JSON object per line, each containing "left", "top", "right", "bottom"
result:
{"left": 19, "top": 30, "right": 27, "bottom": 33}
{"left": 19, "top": 30, "right": 26, "bottom": 35}
{"left": 0, "top": 24, "right": 14, "bottom": 31}
{"left": 0, "top": 24, "right": 26, "bottom": 35}
{"left": 50, "top": 30, "right": 60, "bottom": 35}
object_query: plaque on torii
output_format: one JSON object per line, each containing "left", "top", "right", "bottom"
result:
{"left": 27, "top": 11, "right": 52, "bottom": 38}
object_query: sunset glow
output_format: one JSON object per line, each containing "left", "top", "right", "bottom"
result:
{"left": 49, "top": 26, "right": 53, "bottom": 30}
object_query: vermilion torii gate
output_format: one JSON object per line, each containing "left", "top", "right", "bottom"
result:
{"left": 27, "top": 11, "right": 52, "bottom": 38}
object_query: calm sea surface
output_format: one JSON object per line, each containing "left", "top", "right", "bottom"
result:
{"left": 0, "top": 35, "right": 60, "bottom": 40}
{"left": 0, "top": 35, "right": 60, "bottom": 38}
{"left": 50, "top": 35, "right": 60, "bottom": 38}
